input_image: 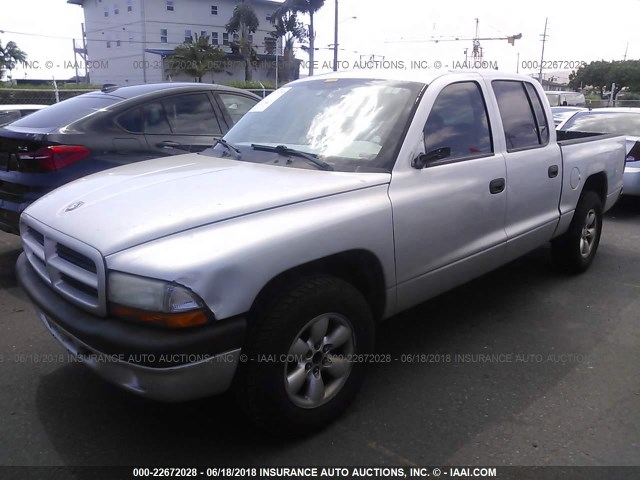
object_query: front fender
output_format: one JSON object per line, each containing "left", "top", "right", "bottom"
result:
{"left": 106, "top": 185, "right": 396, "bottom": 320}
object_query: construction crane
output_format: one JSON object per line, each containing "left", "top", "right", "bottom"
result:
{"left": 386, "top": 19, "right": 521, "bottom": 63}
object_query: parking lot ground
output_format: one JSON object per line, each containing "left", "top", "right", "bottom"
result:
{"left": 0, "top": 198, "right": 638, "bottom": 468}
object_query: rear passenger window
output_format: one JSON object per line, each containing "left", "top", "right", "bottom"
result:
{"left": 161, "top": 94, "right": 222, "bottom": 135}
{"left": 142, "top": 102, "right": 172, "bottom": 134}
{"left": 492, "top": 80, "right": 543, "bottom": 151}
{"left": 423, "top": 81, "right": 493, "bottom": 162}
{"left": 524, "top": 83, "right": 549, "bottom": 145}
{"left": 116, "top": 108, "right": 143, "bottom": 133}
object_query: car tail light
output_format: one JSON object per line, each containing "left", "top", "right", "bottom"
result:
{"left": 626, "top": 141, "right": 640, "bottom": 163}
{"left": 20, "top": 145, "right": 91, "bottom": 172}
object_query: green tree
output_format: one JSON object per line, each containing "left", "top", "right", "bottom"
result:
{"left": 0, "top": 40, "right": 28, "bottom": 81}
{"left": 274, "top": 0, "right": 326, "bottom": 76}
{"left": 165, "top": 34, "right": 226, "bottom": 82}
{"left": 569, "top": 60, "right": 640, "bottom": 102}
{"left": 269, "top": 9, "right": 307, "bottom": 82}
{"left": 226, "top": 2, "right": 260, "bottom": 82}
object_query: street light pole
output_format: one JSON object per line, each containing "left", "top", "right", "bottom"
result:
{"left": 333, "top": 0, "right": 339, "bottom": 71}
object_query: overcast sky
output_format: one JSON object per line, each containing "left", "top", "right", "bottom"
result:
{"left": 1, "top": 0, "right": 639, "bottom": 81}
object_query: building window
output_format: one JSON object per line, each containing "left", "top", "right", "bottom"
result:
{"left": 127, "top": 0, "right": 132, "bottom": 12}
{"left": 160, "top": 28, "right": 168, "bottom": 43}
{"left": 114, "top": 3, "right": 119, "bottom": 14}
{"left": 185, "top": 29, "right": 192, "bottom": 43}
{"left": 200, "top": 30, "right": 207, "bottom": 40}
{"left": 116, "top": 38, "right": 121, "bottom": 47}
{"left": 166, "top": 0, "right": 174, "bottom": 12}
{"left": 266, "top": 14, "right": 272, "bottom": 21}
{"left": 104, "top": 6, "right": 109, "bottom": 16}
{"left": 248, "top": 34, "right": 253, "bottom": 44}
{"left": 222, "top": 33, "right": 229, "bottom": 46}
{"left": 211, "top": 32, "right": 219, "bottom": 45}
{"left": 106, "top": 40, "right": 111, "bottom": 48}
{"left": 211, "top": 5, "right": 217, "bottom": 15}
{"left": 233, "top": 33, "right": 239, "bottom": 43}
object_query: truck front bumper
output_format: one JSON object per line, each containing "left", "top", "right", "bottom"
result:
{"left": 16, "top": 252, "right": 246, "bottom": 402}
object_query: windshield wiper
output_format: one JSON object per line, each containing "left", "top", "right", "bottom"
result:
{"left": 213, "top": 138, "right": 241, "bottom": 160}
{"left": 251, "top": 144, "right": 334, "bottom": 171}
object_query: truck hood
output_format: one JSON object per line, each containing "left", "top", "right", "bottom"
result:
{"left": 24, "top": 154, "right": 390, "bottom": 255}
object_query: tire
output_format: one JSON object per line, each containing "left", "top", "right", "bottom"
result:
{"left": 551, "top": 190, "right": 603, "bottom": 273}
{"left": 235, "top": 275, "right": 374, "bottom": 436}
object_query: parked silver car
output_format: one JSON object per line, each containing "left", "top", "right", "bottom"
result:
{"left": 0, "top": 104, "right": 47, "bottom": 126}
{"left": 558, "top": 107, "right": 640, "bottom": 196}
{"left": 551, "top": 106, "right": 587, "bottom": 126}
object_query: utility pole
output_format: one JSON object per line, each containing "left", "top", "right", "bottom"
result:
{"left": 623, "top": 42, "right": 629, "bottom": 61}
{"left": 72, "top": 39, "right": 80, "bottom": 84}
{"left": 141, "top": 0, "right": 147, "bottom": 83}
{"left": 81, "top": 23, "right": 89, "bottom": 83}
{"left": 333, "top": 0, "right": 339, "bottom": 71}
{"left": 538, "top": 18, "right": 548, "bottom": 83}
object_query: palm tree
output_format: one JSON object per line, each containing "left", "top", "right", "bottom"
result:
{"left": 274, "top": 0, "right": 325, "bottom": 76}
{"left": 269, "top": 10, "right": 307, "bottom": 83}
{"left": 0, "top": 40, "right": 28, "bottom": 81}
{"left": 226, "top": 2, "right": 260, "bottom": 82}
{"left": 165, "top": 34, "right": 226, "bottom": 82}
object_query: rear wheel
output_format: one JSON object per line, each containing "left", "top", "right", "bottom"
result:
{"left": 235, "top": 275, "right": 374, "bottom": 436}
{"left": 551, "top": 190, "right": 603, "bottom": 273}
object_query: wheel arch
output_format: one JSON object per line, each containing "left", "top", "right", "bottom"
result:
{"left": 581, "top": 171, "right": 608, "bottom": 206}
{"left": 249, "top": 249, "right": 387, "bottom": 324}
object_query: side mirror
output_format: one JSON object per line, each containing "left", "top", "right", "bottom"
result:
{"left": 411, "top": 147, "right": 451, "bottom": 169}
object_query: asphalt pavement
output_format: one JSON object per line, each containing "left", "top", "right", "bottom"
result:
{"left": 0, "top": 198, "right": 638, "bottom": 469}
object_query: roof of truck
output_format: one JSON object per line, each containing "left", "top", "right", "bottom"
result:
{"left": 294, "top": 69, "right": 532, "bottom": 86}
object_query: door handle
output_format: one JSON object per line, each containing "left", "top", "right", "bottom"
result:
{"left": 156, "top": 140, "right": 181, "bottom": 149}
{"left": 489, "top": 178, "right": 505, "bottom": 194}
{"left": 548, "top": 165, "right": 559, "bottom": 178}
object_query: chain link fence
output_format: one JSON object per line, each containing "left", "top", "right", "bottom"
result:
{"left": 586, "top": 99, "right": 640, "bottom": 109}
{"left": 0, "top": 88, "right": 95, "bottom": 105}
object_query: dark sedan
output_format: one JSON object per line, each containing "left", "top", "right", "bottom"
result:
{"left": 0, "top": 83, "right": 260, "bottom": 234}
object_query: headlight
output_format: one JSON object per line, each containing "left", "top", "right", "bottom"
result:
{"left": 108, "top": 271, "right": 210, "bottom": 328}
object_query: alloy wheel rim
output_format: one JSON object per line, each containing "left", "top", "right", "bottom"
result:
{"left": 284, "top": 313, "right": 355, "bottom": 409}
{"left": 580, "top": 209, "right": 597, "bottom": 258}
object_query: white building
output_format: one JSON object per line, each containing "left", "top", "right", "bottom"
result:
{"left": 67, "top": 0, "right": 286, "bottom": 85}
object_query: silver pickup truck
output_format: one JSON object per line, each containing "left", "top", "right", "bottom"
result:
{"left": 16, "top": 70, "right": 626, "bottom": 434}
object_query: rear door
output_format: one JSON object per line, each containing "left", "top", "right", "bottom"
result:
{"left": 489, "top": 80, "right": 562, "bottom": 260}
{"left": 143, "top": 92, "right": 225, "bottom": 155}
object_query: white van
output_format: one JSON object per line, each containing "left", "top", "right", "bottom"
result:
{"left": 545, "top": 91, "right": 586, "bottom": 107}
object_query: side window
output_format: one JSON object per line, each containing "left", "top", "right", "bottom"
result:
{"left": 217, "top": 93, "right": 259, "bottom": 125}
{"left": 160, "top": 94, "right": 222, "bottom": 135}
{"left": 492, "top": 80, "right": 540, "bottom": 151}
{"left": 116, "top": 108, "right": 143, "bottom": 133}
{"left": 524, "top": 83, "right": 549, "bottom": 144}
{"left": 423, "top": 81, "right": 493, "bottom": 162}
{"left": 142, "top": 102, "right": 172, "bottom": 134}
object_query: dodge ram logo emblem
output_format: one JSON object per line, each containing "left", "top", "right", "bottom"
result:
{"left": 65, "top": 201, "right": 84, "bottom": 212}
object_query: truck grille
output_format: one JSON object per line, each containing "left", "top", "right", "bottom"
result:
{"left": 20, "top": 216, "right": 107, "bottom": 316}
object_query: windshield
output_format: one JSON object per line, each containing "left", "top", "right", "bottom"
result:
{"left": 561, "top": 111, "right": 640, "bottom": 137}
{"left": 8, "top": 95, "right": 120, "bottom": 129}
{"left": 204, "top": 78, "right": 424, "bottom": 173}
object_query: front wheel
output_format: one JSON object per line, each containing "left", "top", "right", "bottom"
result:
{"left": 235, "top": 275, "right": 374, "bottom": 436}
{"left": 551, "top": 190, "right": 603, "bottom": 273}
